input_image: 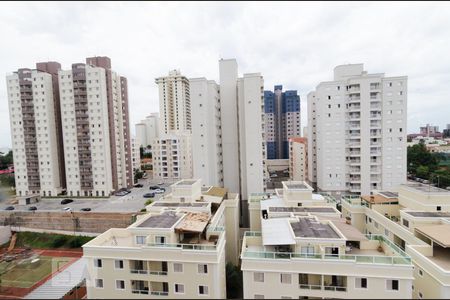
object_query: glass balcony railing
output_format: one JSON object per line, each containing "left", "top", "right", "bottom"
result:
{"left": 242, "top": 233, "right": 411, "bottom": 265}
{"left": 147, "top": 243, "right": 217, "bottom": 251}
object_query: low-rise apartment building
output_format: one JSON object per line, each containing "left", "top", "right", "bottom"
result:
{"left": 83, "top": 179, "right": 239, "bottom": 299}
{"left": 289, "top": 137, "right": 308, "bottom": 181}
{"left": 242, "top": 181, "right": 413, "bottom": 299}
{"left": 342, "top": 183, "right": 450, "bottom": 298}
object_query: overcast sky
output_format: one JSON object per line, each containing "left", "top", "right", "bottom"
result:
{"left": 1, "top": 1, "right": 450, "bottom": 147}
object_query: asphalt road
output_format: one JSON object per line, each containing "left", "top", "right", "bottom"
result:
{"left": 0, "top": 176, "right": 172, "bottom": 213}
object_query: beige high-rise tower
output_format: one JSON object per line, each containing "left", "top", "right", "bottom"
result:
{"left": 6, "top": 62, "right": 66, "bottom": 197}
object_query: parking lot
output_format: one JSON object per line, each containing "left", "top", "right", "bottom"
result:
{"left": 0, "top": 177, "right": 173, "bottom": 213}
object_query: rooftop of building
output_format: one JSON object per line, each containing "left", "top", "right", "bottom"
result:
{"left": 136, "top": 211, "right": 182, "bottom": 228}
{"left": 152, "top": 202, "right": 209, "bottom": 208}
{"left": 174, "top": 179, "right": 198, "bottom": 186}
{"left": 283, "top": 181, "right": 313, "bottom": 191}
{"left": 403, "top": 183, "right": 450, "bottom": 193}
{"left": 289, "top": 137, "right": 307, "bottom": 144}
{"left": 203, "top": 186, "right": 227, "bottom": 198}
{"left": 415, "top": 224, "right": 450, "bottom": 248}
{"left": 291, "top": 217, "right": 341, "bottom": 239}
{"left": 404, "top": 211, "right": 450, "bottom": 218}
{"left": 361, "top": 193, "right": 399, "bottom": 204}
{"left": 268, "top": 207, "right": 336, "bottom": 213}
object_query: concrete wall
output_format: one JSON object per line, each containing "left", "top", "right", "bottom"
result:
{"left": 0, "top": 226, "right": 12, "bottom": 245}
{"left": 0, "top": 212, "right": 136, "bottom": 234}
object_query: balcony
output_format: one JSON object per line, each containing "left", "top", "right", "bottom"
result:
{"left": 370, "top": 83, "right": 381, "bottom": 90}
{"left": 242, "top": 233, "right": 411, "bottom": 265}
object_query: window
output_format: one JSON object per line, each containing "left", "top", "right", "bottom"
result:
{"left": 418, "top": 269, "right": 423, "bottom": 277}
{"left": 174, "top": 263, "right": 183, "bottom": 272}
{"left": 419, "top": 292, "right": 423, "bottom": 298}
{"left": 199, "top": 285, "right": 208, "bottom": 295}
{"left": 136, "top": 236, "right": 146, "bottom": 245}
{"left": 155, "top": 236, "right": 166, "bottom": 244}
{"left": 300, "top": 246, "right": 314, "bottom": 255}
{"left": 95, "top": 279, "right": 103, "bottom": 288}
{"left": 116, "top": 280, "right": 125, "bottom": 290}
{"left": 402, "top": 219, "right": 409, "bottom": 228}
{"left": 386, "top": 279, "right": 399, "bottom": 291}
{"left": 198, "top": 264, "right": 208, "bottom": 274}
{"left": 175, "top": 284, "right": 184, "bottom": 294}
{"left": 94, "top": 259, "right": 102, "bottom": 268}
{"left": 254, "top": 272, "right": 264, "bottom": 282}
{"left": 355, "top": 277, "right": 367, "bottom": 289}
{"left": 437, "top": 206, "right": 442, "bottom": 211}
{"left": 114, "top": 260, "right": 124, "bottom": 269}
{"left": 280, "top": 273, "right": 292, "bottom": 284}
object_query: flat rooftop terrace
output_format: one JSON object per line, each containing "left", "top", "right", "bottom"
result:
{"left": 269, "top": 207, "right": 336, "bottom": 213}
{"left": 290, "top": 218, "right": 341, "bottom": 239}
{"left": 175, "top": 180, "right": 197, "bottom": 186}
{"left": 284, "top": 182, "right": 309, "bottom": 190}
{"left": 137, "top": 212, "right": 181, "bottom": 228}
{"left": 405, "top": 211, "right": 450, "bottom": 218}
{"left": 404, "top": 183, "right": 450, "bottom": 193}
{"left": 152, "top": 202, "right": 208, "bottom": 207}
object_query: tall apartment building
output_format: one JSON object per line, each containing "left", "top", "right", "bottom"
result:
{"left": 264, "top": 85, "right": 301, "bottom": 159}
{"left": 152, "top": 131, "right": 192, "bottom": 182}
{"left": 156, "top": 70, "right": 191, "bottom": 135}
{"left": 189, "top": 78, "right": 223, "bottom": 187}
{"left": 135, "top": 112, "right": 160, "bottom": 147}
{"left": 58, "top": 56, "right": 132, "bottom": 197}
{"left": 243, "top": 182, "right": 413, "bottom": 299}
{"left": 289, "top": 137, "right": 308, "bottom": 181}
{"left": 83, "top": 179, "right": 240, "bottom": 299}
{"left": 6, "top": 62, "right": 65, "bottom": 197}
{"left": 308, "top": 64, "right": 407, "bottom": 195}
{"left": 342, "top": 183, "right": 450, "bottom": 298}
{"left": 219, "top": 59, "right": 266, "bottom": 203}
{"left": 420, "top": 124, "right": 440, "bottom": 136}
{"left": 131, "top": 136, "right": 141, "bottom": 174}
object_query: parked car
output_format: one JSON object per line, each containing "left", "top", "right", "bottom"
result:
{"left": 134, "top": 183, "right": 143, "bottom": 188}
{"left": 28, "top": 206, "right": 37, "bottom": 211}
{"left": 143, "top": 193, "right": 155, "bottom": 198}
{"left": 149, "top": 185, "right": 159, "bottom": 190}
{"left": 160, "top": 187, "right": 166, "bottom": 192}
{"left": 153, "top": 189, "right": 165, "bottom": 194}
{"left": 80, "top": 208, "right": 91, "bottom": 211}
{"left": 62, "top": 207, "right": 72, "bottom": 212}
{"left": 115, "top": 191, "right": 127, "bottom": 196}
{"left": 4, "top": 206, "right": 14, "bottom": 211}
{"left": 61, "top": 199, "right": 73, "bottom": 205}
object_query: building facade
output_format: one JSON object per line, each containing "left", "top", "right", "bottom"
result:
{"left": 289, "top": 137, "right": 308, "bottom": 181}
{"left": 243, "top": 182, "right": 413, "bottom": 299}
{"left": 219, "top": 59, "right": 266, "bottom": 202}
{"left": 152, "top": 131, "right": 192, "bottom": 182}
{"left": 58, "top": 56, "right": 132, "bottom": 197}
{"left": 83, "top": 179, "right": 240, "bottom": 299}
{"left": 6, "top": 62, "right": 65, "bottom": 197}
{"left": 156, "top": 70, "right": 191, "bottom": 135}
{"left": 189, "top": 78, "right": 223, "bottom": 187}
{"left": 342, "top": 183, "right": 450, "bottom": 298}
{"left": 419, "top": 124, "right": 439, "bottom": 136}
{"left": 131, "top": 136, "right": 141, "bottom": 176}
{"left": 135, "top": 112, "right": 160, "bottom": 148}
{"left": 265, "top": 85, "right": 301, "bottom": 159}
{"left": 308, "top": 64, "right": 407, "bottom": 195}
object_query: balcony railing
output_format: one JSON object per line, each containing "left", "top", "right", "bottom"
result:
{"left": 299, "top": 284, "right": 323, "bottom": 290}
{"left": 132, "top": 289, "right": 149, "bottom": 295}
{"left": 147, "top": 242, "right": 217, "bottom": 251}
{"left": 149, "top": 271, "right": 168, "bottom": 276}
{"left": 130, "top": 269, "right": 148, "bottom": 274}
{"left": 324, "top": 286, "right": 347, "bottom": 292}
{"left": 151, "top": 291, "right": 169, "bottom": 296}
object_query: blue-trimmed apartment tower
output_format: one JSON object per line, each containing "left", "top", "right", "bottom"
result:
{"left": 264, "top": 85, "right": 301, "bottom": 159}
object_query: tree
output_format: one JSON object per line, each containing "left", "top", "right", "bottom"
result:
{"left": 407, "top": 142, "right": 439, "bottom": 175}
{"left": 226, "top": 263, "right": 242, "bottom": 299}
{"left": 0, "top": 151, "right": 13, "bottom": 170}
{"left": 416, "top": 165, "right": 430, "bottom": 179}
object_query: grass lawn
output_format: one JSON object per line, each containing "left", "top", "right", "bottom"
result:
{"left": 0, "top": 256, "right": 72, "bottom": 288}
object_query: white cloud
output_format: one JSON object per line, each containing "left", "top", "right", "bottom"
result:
{"left": 1, "top": 1, "right": 450, "bottom": 147}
